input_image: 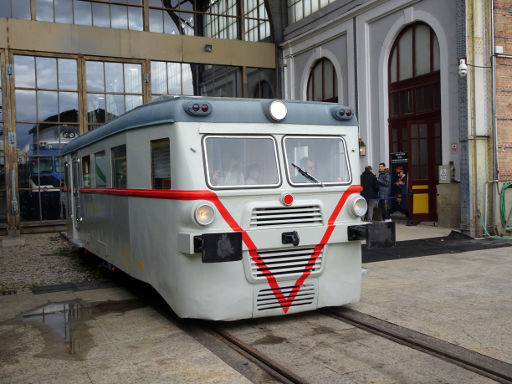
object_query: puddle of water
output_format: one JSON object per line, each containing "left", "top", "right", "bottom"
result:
{"left": 20, "top": 299, "right": 144, "bottom": 361}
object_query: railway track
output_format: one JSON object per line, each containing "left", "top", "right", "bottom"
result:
{"left": 189, "top": 308, "right": 512, "bottom": 384}
{"left": 320, "top": 307, "right": 512, "bottom": 384}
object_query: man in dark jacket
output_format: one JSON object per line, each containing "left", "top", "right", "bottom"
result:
{"left": 361, "top": 166, "right": 379, "bottom": 221}
{"left": 377, "top": 162, "right": 392, "bottom": 221}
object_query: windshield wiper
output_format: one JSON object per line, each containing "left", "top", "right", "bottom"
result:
{"left": 291, "top": 163, "right": 322, "bottom": 184}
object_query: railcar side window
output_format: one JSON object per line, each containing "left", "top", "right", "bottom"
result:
{"left": 82, "top": 156, "right": 91, "bottom": 187}
{"left": 204, "top": 136, "right": 280, "bottom": 188}
{"left": 95, "top": 151, "right": 107, "bottom": 187}
{"left": 151, "top": 139, "right": 171, "bottom": 189}
{"left": 284, "top": 136, "right": 351, "bottom": 185}
{"left": 111, "top": 145, "right": 127, "bottom": 188}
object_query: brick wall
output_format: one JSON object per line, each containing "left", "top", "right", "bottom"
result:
{"left": 494, "top": 0, "right": 512, "bottom": 179}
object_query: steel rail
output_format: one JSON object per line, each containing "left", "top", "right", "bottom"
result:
{"left": 320, "top": 307, "right": 512, "bottom": 384}
{"left": 206, "top": 324, "right": 310, "bottom": 384}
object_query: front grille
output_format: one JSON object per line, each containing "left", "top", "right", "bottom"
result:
{"left": 256, "top": 283, "right": 316, "bottom": 311}
{"left": 250, "top": 247, "right": 323, "bottom": 280}
{"left": 250, "top": 205, "right": 322, "bottom": 228}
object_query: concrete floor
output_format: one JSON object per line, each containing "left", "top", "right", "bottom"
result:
{"left": 1, "top": 223, "right": 510, "bottom": 383}
{"left": 352, "top": 245, "right": 512, "bottom": 364}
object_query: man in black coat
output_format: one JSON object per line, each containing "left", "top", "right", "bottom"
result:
{"left": 361, "top": 165, "right": 379, "bottom": 221}
{"left": 377, "top": 162, "right": 392, "bottom": 221}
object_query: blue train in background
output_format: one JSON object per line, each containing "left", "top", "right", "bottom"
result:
{"left": 19, "top": 122, "right": 79, "bottom": 221}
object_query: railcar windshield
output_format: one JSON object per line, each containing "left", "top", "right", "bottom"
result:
{"left": 204, "top": 136, "right": 280, "bottom": 188}
{"left": 284, "top": 136, "right": 351, "bottom": 185}
{"left": 32, "top": 158, "right": 54, "bottom": 174}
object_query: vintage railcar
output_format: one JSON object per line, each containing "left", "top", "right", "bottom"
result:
{"left": 62, "top": 97, "right": 394, "bottom": 320}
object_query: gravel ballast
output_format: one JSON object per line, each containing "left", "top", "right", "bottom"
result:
{"left": 0, "top": 233, "right": 98, "bottom": 295}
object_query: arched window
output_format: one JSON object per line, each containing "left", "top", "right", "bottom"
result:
{"left": 389, "top": 22, "right": 440, "bottom": 117}
{"left": 388, "top": 22, "right": 441, "bottom": 222}
{"left": 307, "top": 58, "right": 337, "bottom": 102}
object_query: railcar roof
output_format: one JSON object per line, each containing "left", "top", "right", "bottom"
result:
{"left": 62, "top": 96, "right": 357, "bottom": 155}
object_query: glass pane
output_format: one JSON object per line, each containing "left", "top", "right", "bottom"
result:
{"left": 95, "top": 152, "right": 107, "bottom": 187}
{"left": 125, "top": 95, "right": 142, "bottom": 112}
{"left": 86, "top": 61, "right": 105, "bottom": 92}
{"left": 14, "top": 56, "right": 36, "bottom": 88}
{"left": 59, "top": 92, "right": 79, "bottom": 121}
{"left": 410, "top": 124, "right": 418, "bottom": 139}
{"left": 399, "top": 90, "right": 413, "bottom": 114}
{"left": 163, "top": 11, "right": 179, "bottom": 34}
{"left": 111, "top": 5, "right": 128, "bottom": 30}
{"left": 313, "top": 62, "right": 322, "bottom": 100}
{"left": 419, "top": 123, "right": 427, "bottom": 138}
{"left": 124, "top": 64, "right": 142, "bottom": 93}
{"left": 54, "top": 0, "right": 73, "bottom": 23}
{"left": 74, "top": 0, "right": 92, "bottom": 26}
{"left": 0, "top": 3, "right": 9, "bottom": 18}
{"left": 391, "top": 93, "right": 399, "bottom": 115}
{"left": 105, "top": 63, "right": 124, "bottom": 93}
{"left": 37, "top": 91, "right": 59, "bottom": 122}
{"left": 151, "top": 61, "right": 167, "bottom": 94}
{"left": 415, "top": 24, "right": 431, "bottom": 76}
{"left": 58, "top": 59, "right": 78, "bottom": 90}
{"left": 13, "top": 0, "right": 31, "bottom": 20}
{"left": 434, "top": 124, "right": 441, "bottom": 165}
{"left": 92, "top": 2, "right": 110, "bottom": 27}
{"left": 420, "top": 165, "right": 428, "bottom": 179}
{"left": 15, "top": 90, "right": 37, "bottom": 122}
{"left": 87, "top": 94, "right": 106, "bottom": 124}
{"left": 180, "top": 12, "right": 194, "bottom": 36}
{"left": 415, "top": 86, "right": 432, "bottom": 112}
{"left": 151, "top": 139, "right": 171, "bottom": 189}
{"left": 168, "top": 62, "right": 181, "bottom": 94}
{"left": 433, "top": 35, "right": 440, "bottom": 71}
{"left": 390, "top": 47, "right": 397, "bottom": 83}
{"left": 182, "top": 64, "right": 194, "bottom": 95}
{"left": 398, "top": 28, "right": 413, "bottom": 81}
{"left": 106, "top": 94, "right": 124, "bottom": 120}
{"left": 284, "top": 136, "right": 350, "bottom": 184}
{"left": 205, "top": 137, "right": 280, "bottom": 187}
{"left": 36, "top": 0, "right": 54, "bottom": 21}
{"left": 128, "top": 6, "right": 143, "bottom": 31}
{"left": 149, "top": 9, "right": 163, "bottom": 33}
{"left": 434, "top": 83, "right": 441, "bottom": 109}
{"left": 112, "top": 145, "right": 127, "bottom": 188}
{"left": 323, "top": 60, "right": 335, "bottom": 100}
{"left": 36, "top": 57, "right": 58, "bottom": 89}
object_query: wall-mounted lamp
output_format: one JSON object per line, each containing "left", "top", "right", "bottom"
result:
{"left": 458, "top": 58, "right": 468, "bottom": 77}
{"left": 359, "top": 138, "right": 366, "bottom": 156}
{"left": 204, "top": 44, "right": 213, "bottom": 53}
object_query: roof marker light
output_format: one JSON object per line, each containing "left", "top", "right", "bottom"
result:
{"left": 184, "top": 101, "right": 212, "bottom": 116}
{"left": 269, "top": 100, "right": 287, "bottom": 122}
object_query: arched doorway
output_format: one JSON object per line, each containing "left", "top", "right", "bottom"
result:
{"left": 307, "top": 58, "right": 338, "bottom": 102}
{"left": 388, "top": 22, "right": 441, "bottom": 222}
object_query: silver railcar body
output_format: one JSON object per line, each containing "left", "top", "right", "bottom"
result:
{"left": 63, "top": 97, "right": 390, "bottom": 320}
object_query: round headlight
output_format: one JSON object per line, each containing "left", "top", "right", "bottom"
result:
{"left": 351, "top": 195, "right": 368, "bottom": 218}
{"left": 194, "top": 203, "right": 215, "bottom": 226}
{"left": 269, "top": 100, "right": 287, "bottom": 121}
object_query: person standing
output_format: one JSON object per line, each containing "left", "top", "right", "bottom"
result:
{"left": 360, "top": 165, "right": 379, "bottom": 221}
{"left": 377, "top": 162, "right": 392, "bottom": 222}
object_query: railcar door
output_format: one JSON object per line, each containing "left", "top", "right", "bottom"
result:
{"left": 71, "top": 157, "right": 82, "bottom": 229}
